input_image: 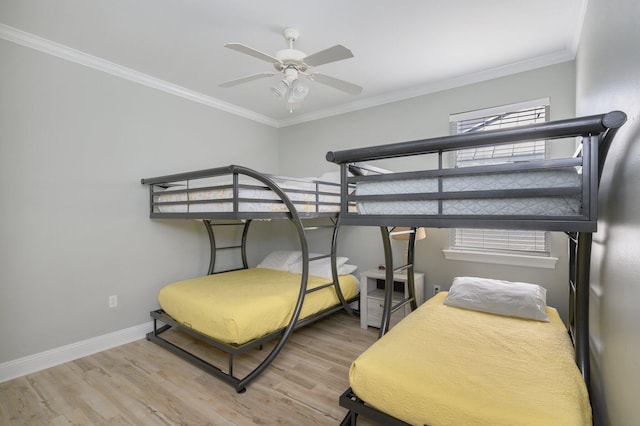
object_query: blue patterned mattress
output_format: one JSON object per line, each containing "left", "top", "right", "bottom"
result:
{"left": 355, "top": 168, "right": 582, "bottom": 216}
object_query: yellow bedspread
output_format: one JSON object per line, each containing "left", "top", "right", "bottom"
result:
{"left": 158, "top": 268, "right": 358, "bottom": 345}
{"left": 349, "top": 292, "right": 591, "bottom": 426}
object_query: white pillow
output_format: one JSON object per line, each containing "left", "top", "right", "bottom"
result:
{"left": 256, "top": 250, "right": 302, "bottom": 271}
{"left": 443, "top": 276, "right": 549, "bottom": 321}
{"left": 288, "top": 254, "right": 350, "bottom": 279}
{"left": 338, "top": 264, "right": 358, "bottom": 276}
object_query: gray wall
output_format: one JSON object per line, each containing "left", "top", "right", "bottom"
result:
{"left": 576, "top": 0, "right": 640, "bottom": 423}
{"left": 0, "top": 39, "right": 279, "bottom": 363}
{"left": 278, "top": 61, "right": 577, "bottom": 321}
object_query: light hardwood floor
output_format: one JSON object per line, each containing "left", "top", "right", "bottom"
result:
{"left": 0, "top": 313, "right": 380, "bottom": 425}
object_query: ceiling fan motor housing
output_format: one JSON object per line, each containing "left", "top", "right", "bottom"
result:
{"left": 275, "top": 49, "right": 307, "bottom": 72}
{"left": 283, "top": 67, "right": 299, "bottom": 83}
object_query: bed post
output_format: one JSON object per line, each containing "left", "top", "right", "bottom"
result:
{"left": 204, "top": 220, "right": 217, "bottom": 275}
{"left": 378, "top": 226, "right": 419, "bottom": 337}
{"left": 380, "top": 226, "right": 394, "bottom": 337}
{"left": 571, "top": 110, "right": 627, "bottom": 388}
{"left": 405, "top": 229, "right": 418, "bottom": 312}
{"left": 332, "top": 215, "right": 355, "bottom": 316}
{"left": 575, "top": 232, "right": 592, "bottom": 387}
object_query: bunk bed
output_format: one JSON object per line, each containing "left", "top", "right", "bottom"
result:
{"left": 326, "top": 111, "right": 627, "bottom": 425}
{"left": 140, "top": 165, "right": 359, "bottom": 392}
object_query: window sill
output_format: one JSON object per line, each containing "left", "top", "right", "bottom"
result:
{"left": 442, "top": 249, "right": 558, "bottom": 269}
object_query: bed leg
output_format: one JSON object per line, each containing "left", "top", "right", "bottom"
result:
{"left": 147, "top": 317, "right": 170, "bottom": 340}
{"left": 340, "top": 411, "right": 357, "bottom": 426}
{"left": 148, "top": 317, "right": 157, "bottom": 340}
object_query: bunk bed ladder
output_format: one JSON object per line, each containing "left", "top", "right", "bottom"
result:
{"left": 301, "top": 216, "right": 355, "bottom": 317}
{"left": 203, "top": 219, "right": 252, "bottom": 274}
{"left": 378, "top": 226, "right": 419, "bottom": 337}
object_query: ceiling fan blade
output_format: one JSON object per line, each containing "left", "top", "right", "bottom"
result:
{"left": 224, "top": 43, "right": 281, "bottom": 64}
{"left": 219, "top": 72, "right": 275, "bottom": 87}
{"left": 304, "top": 45, "right": 354, "bottom": 67}
{"left": 312, "top": 73, "right": 363, "bottom": 95}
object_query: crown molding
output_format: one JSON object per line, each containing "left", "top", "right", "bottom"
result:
{"left": 281, "top": 49, "right": 576, "bottom": 127}
{"left": 571, "top": 0, "right": 589, "bottom": 54}
{"left": 0, "top": 23, "right": 279, "bottom": 127}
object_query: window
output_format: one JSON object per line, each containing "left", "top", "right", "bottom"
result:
{"left": 449, "top": 99, "right": 550, "bottom": 256}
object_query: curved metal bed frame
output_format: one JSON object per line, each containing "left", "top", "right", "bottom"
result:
{"left": 141, "top": 165, "right": 355, "bottom": 392}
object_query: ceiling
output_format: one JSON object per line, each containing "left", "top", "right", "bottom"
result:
{"left": 0, "top": 0, "right": 587, "bottom": 127}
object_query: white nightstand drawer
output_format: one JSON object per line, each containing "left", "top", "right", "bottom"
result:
{"left": 359, "top": 270, "right": 425, "bottom": 330}
{"left": 366, "top": 295, "right": 403, "bottom": 328}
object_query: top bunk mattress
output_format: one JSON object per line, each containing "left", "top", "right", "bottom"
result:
{"left": 349, "top": 292, "right": 591, "bottom": 425}
{"left": 141, "top": 165, "right": 352, "bottom": 219}
{"left": 355, "top": 167, "right": 581, "bottom": 216}
{"left": 155, "top": 177, "right": 340, "bottom": 214}
{"left": 158, "top": 268, "right": 358, "bottom": 345}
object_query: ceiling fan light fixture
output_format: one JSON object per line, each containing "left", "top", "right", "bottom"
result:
{"left": 289, "top": 79, "right": 309, "bottom": 103}
{"left": 270, "top": 80, "right": 289, "bottom": 98}
{"left": 287, "top": 101, "right": 301, "bottom": 114}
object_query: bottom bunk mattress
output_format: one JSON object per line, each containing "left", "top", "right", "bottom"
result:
{"left": 158, "top": 268, "right": 358, "bottom": 345}
{"left": 348, "top": 291, "right": 591, "bottom": 426}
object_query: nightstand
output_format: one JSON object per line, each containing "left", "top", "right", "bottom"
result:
{"left": 360, "top": 269, "right": 425, "bottom": 329}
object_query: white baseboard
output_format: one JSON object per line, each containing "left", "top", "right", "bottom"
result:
{"left": 0, "top": 321, "right": 153, "bottom": 383}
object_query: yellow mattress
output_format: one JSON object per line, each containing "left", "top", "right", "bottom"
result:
{"left": 349, "top": 292, "right": 591, "bottom": 426}
{"left": 158, "top": 268, "right": 358, "bottom": 345}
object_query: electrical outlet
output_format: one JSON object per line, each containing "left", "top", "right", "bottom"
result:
{"left": 433, "top": 285, "right": 440, "bottom": 295}
{"left": 109, "top": 295, "right": 118, "bottom": 308}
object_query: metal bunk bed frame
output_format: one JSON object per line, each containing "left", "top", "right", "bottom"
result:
{"left": 141, "top": 165, "right": 356, "bottom": 392}
{"left": 326, "top": 111, "right": 627, "bottom": 425}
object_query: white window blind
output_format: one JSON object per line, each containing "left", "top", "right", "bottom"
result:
{"left": 450, "top": 102, "right": 550, "bottom": 255}
{"left": 454, "top": 228, "right": 547, "bottom": 253}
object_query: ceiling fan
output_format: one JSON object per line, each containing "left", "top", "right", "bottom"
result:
{"left": 219, "top": 28, "right": 363, "bottom": 113}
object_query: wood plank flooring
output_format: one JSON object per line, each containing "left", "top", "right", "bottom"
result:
{"left": 0, "top": 313, "right": 381, "bottom": 425}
